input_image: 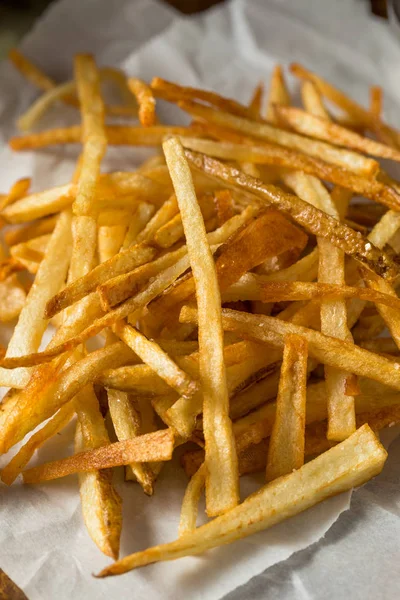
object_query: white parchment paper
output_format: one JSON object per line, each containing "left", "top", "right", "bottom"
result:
{"left": 1, "top": 1, "right": 400, "bottom": 599}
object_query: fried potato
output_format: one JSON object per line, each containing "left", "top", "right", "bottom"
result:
{"left": 128, "top": 78, "right": 156, "bottom": 127}
{"left": 163, "top": 137, "right": 239, "bottom": 517}
{"left": 266, "top": 334, "right": 308, "bottom": 481}
{"left": 185, "top": 150, "right": 399, "bottom": 279}
{"left": 97, "top": 425, "right": 386, "bottom": 576}
{"left": 23, "top": 429, "right": 174, "bottom": 483}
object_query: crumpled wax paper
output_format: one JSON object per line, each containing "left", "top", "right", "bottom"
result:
{"left": 1, "top": 1, "right": 400, "bottom": 599}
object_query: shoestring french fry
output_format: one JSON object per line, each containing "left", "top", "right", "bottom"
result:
{"left": 2, "top": 56, "right": 400, "bottom": 583}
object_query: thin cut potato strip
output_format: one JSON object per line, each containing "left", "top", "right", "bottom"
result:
{"left": 113, "top": 320, "right": 198, "bottom": 398}
{"left": 163, "top": 137, "right": 239, "bottom": 517}
{"left": 1, "top": 402, "right": 75, "bottom": 485}
{"left": 97, "top": 425, "right": 386, "bottom": 576}
{"left": 75, "top": 385, "right": 123, "bottom": 560}
{"left": 301, "top": 80, "right": 331, "bottom": 120}
{"left": 72, "top": 54, "right": 106, "bottom": 217}
{"left": 108, "top": 389, "right": 155, "bottom": 495}
{"left": 181, "top": 137, "right": 400, "bottom": 211}
{"left": 266, "top": 65, "right": 291, "bottom": 122}
{"left": 266, "top": 334, "right": 308, "bottom": 482}
{"left": 180, "top": 306, "right": 400, "bottom": 392}
{"left": 179, "top": 100, "right": 379, "bottom": 176}
{"left": 9, "top": 125, "right": 196, "bottom": 151}
{"left": 185, "top": 150, "right": 399, "bottom": 279}
{"left": 45, "top": 242, "right": 157, "bottom": 318}
{"left": 0, "top": 210, "right": 72, "bottom": 388}
{"left": 179, "top": 463, "right": 206, "bottom": 537}
{"left": 128, "top": 78, "right": 156, "bottom": 127}
{"left": 275, "top": 105, "right": 400, "bottom": 161}
{"left": 23, "top": 429, "right": 174, "bottom": 484}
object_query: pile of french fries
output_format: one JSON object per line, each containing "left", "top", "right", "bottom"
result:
{"left": 1, "top": 49, "right": 400, "bottom": 577}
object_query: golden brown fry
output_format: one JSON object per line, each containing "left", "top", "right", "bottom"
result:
{"left": 179, "top": 463, "right": 206, "bottom": 537}
{"left": 181, "top": 306, "right": 400, "bottom": 392}
{"left": 113, "top": 320, "right": 198, "bottom": 398}
{"left": 4, "top": 215, "right": 57, "bottom": 247}
{"left": 151, "top": 77, "right": 258, "bottom": 120}
{"left": 75, "top": 385, "right": 123, "bottom": 560}
{"left": 0, "top": 342, "right": 134, "bottom": 453}
{"left": 23, "top": 429, "right": 174, "bottom": 483}
{"left": 73, "top": 54, "right": 106, "bottom": 217}
{"left": 0, "top": 210, "right": 72, "bottom": 388}
{"left": 163, "top": 137, "right": 239, "bottom": 517}
{"left": 128, "top": 78, "right": 156, "bottom": 127}
{"left": 266, "top": 334, "right": 308, "bottom": 481}
{"left": 9, "top": 125, "right": 196, "bottom": 151}
{"left": 1, "top": 402, "right": 75, "bottom": 485}
{"left": 290, "top": 62, "right": 400, "bottom": 146}
{"left": 185, "top": 150, "right": 399, "bottom": 279}
{"left": 266, "top": 65, "right": 290, "bottom": 122}
{"left": 275, "top": 105, "right": 400, "bottom": 161}
{"left": 0, "top": 178, "right": 31, "bottom": 212}
{"left": 301, "top": 80, "right": 330, "bottom": 120}
{"left": 0, "top": 275, "right": 26, "bottom": 322}
{"left": 370, "top": 85, "right": 382, "bottom": 118}
{"left": 45, "top": 242, "right": 156, "bottom": 318}
{"left": 97, "top": 425, "right": 386, "bottom": 576}
{"left": 108, "top": 389, "right": 155, "bottom": 494}
{"left": 248, "top": 82, "right": 264, "bottom": 118}
{"left": 180, "top": 100, "right": 379, "bottom": 176}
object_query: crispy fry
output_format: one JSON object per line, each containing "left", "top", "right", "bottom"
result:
{"left": 185, "top": 150, "right": 399, "bottom": 279}
{"left": 301, "top": 81, "right": 330, "bottom": 120}
{"left": 179, "top": 463, "right": 206, "bottom": 537}
{"left": 163, "top": 137, "right": 239, "bottom": 516}
{"left": 266, "top": 334, "right": 308, "bottom": 481}
{"left": 113, "top": 320, "right": 198, "bottom": 398}
{"left": 8, "top": 48, "right": 55, "bottom": 91}
{"left": 1, "top": 402, "right": 75, "bottom": 485}
{"left": 181, "top": 306, "right": 400, "bottom": 392}
{"left": 108, "top": 389, "right": 155, "bottom": 494}
{"left": 97, "top": 425, "right": 386, "bottom": 576}
{"left": 266, "top": 65, "right": 290, "bottom": 122}
{"left": 4, "top": 215, "right": 57, "bottom": 247}
{"left": 9, "top": 125, "right": 196, "bottom": 151}
{"left": 75, "top": 385, "right": 122, "bottom": 559}
{"left": 0, "top": 275, "right": 26, "bottom": 322}
{"left": 23, "top": 429, "right": 174, "bottom": 483}
{"left": 128, "top": 78, "right": 156, "bottom": 126}
{"left": 275, "top": 106, "right": 400, "bottom": 161}
{"left": 0, "top": 210, "right": 72, "bottom": 388}
{"left": 180, "top": 101, "right": 379, "bottom": 176}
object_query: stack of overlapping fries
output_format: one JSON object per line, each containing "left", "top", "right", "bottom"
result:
{"left": 1, "top": 49, "right": 400, "bottom": 577}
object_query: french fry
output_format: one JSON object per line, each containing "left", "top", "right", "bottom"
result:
{"left": 0, "top": 210, "right": 72, "bottom": 388}
{"left": 0, "top": 342, "right": 135, "bottom": 453}
{"left": 0, "top": 275, "right": 26, "bottom": 322}
{"left": 266, "top": 335, "right": 308, "bottom": 481}
{"left": 151, "top": 77, "right": 258, "bottom": 121}
{"left": 301, "top": 81, "right": 331, "bottom": 120}
{"left": 128, "top": 78, "right": 156, "bottom": 126}
{"left": 290, "top": 62, "right": 400, "bottom": 144}
{"left": 75, "top": 385, "right": 123, "bottom": 559}
{"left": 45, "top": 242, "right": 156, "bottom": 318}
{"left": 0, "top": 178, "right": 31, "bottom": 212}
{"left": 4, "top": 215, "right": 57, "bottom": 247}
{"left": 10, "top": 233, "right": 50, "bottom": 274}
{"left": 179, "top": 463, "right": 206, "bottom": 537}
{"left": 180, "top": 100, "right": 379, "bottom": 176}
{"left": 72, "top": 54, "right": 106, "bottom": 217}
{"left": 97, "top": 425, "right": 386, "bottom": 576}
{"left": 113, "top": 320, "right": 198, "bottom": 398}
{"left": 163, "top": 137, "right": 239, "bottom": 516}
{"left": 23, "top": 429, "right": 175, "bottom": 483}
{"left": 8, "top": 48, "right": 55, "bottom": 92}
{"left": 181, "top": 306, "right": 400, "bottom": 392}
{"left": 107, "top": 389, "right": 155, "bottom": 494}
{"left": 185, "top": 150, "right": 399, "bottom": 278}
{"left": 275, "top": 105, "right": 400, "bottom": 161}
{"left": 0, "top": 402, "right": 75, "bottom": 485}
{"left": 9, "top": 125, "right": 196, "bottom": 151}
{"left": 99, "top": 364, "right": 171, "bottom": 396}
{"left": 122, "top": 203, "right": 156, "bottom": 249}
{"left": 266, "top": 65, "right": 290, "bottom": 122}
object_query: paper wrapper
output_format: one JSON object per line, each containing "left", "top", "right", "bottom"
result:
{"left": 1, "top": 1, "right": 400, "bottom": 598}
